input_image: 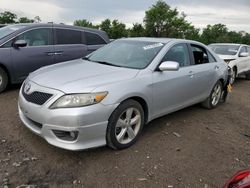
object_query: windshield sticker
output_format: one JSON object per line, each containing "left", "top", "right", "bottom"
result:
{"left": 143, "top": 43, "right": 164, "bottom": 50}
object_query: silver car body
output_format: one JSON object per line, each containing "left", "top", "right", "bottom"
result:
{"left": 18, "top": 38, "right": 228, "bottom": 150}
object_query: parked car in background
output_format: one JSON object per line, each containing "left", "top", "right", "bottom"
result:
{"left": 0, "top": 23, "right": 109, "bottom": 93}
{"left": 18, "top": 38, "right": 229, "bottom": 151}
{"left": 0, "top": 24, "right": 6, "bottom": 28}
{"left": 209, "top": 43, "right": 250, "bottom": 84}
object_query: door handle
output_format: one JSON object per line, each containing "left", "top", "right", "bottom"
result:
{"left": 54, "top": 51, "right": 63, "bottom": 55}
{"left": 46, "top": 52, "right": 54, "bottom": 56}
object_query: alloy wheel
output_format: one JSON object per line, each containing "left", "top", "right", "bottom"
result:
{"left": 211, "top": 84, "right": 222, "bottom": 106}
{"left": 115, "top": 107, "right": 142, "bottom": 144}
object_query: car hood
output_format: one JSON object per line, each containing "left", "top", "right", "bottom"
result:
{"left": 29, "top": 59, "right": 139, "bottom": 93}
{"left": 217, "top": 55, "right": 236, "bottom": 61}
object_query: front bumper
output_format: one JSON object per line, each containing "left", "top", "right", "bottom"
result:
{"left": 18, "top": 81, "right": 118, "bottom": 150}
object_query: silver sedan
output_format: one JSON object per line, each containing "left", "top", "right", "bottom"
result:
{"left": 18, "top": 38, "right": 229, "bottom": 150}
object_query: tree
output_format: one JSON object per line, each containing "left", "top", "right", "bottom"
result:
{"left": 18, "top": 17, "right": 34, "bottom": 23}
{"left": 144, "top": 0, "right": 199, "bottom": 40}
{"left": 73, "top": 19, "right": 98, "bottom": 29}
{"left": 99, "top": 19, "right": 112, "bottom": 37}
{"left": 129, "top": 23, "right": 145, "bottom": 37}
{"left": 109, "top": 20, "right": 127, "bottom": 39}
{"left": 0, "top": 11, "right": 17, "bottom": 24}
{"left": 34, "top": 16, "right": 41, "bottom": 23}
{"left": 200, "top": 24, "right": 229, "bottom": 44}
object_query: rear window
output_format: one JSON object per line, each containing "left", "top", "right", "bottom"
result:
{"left": 55, "top": 29, "right": 82, "bottom": 45}
{"left": 85, "top": 32, "right": 106, "bottom": 45}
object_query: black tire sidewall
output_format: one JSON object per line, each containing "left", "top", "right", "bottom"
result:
{"left": 106, "top": 100, "right": 145, "bottom": 150}
{"left": 0, "top": 68, "right": 8, "bottom": 93}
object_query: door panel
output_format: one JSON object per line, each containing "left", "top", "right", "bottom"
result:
{"left": 54, "top": 44, "right": 88, "bottom": 63}
{"left": 54, "top": 28, "right": 88, "bottom": 63}
{"left": 11, "top": 28, "right": 54, "bottom": 82}
{"left": 152, "top": 66, "right": 202, "bottom": 117}
{"left": 152, "top": 43, "right": 201, "bottom": 118}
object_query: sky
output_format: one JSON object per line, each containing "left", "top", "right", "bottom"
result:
{"left": 0, "top": 0, "right": 250, "bottom": 32}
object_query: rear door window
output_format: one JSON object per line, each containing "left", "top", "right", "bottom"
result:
{"left": 85, "top": 32, "right": 106, "bottom": 45}
{"left": 191, "top": 44, "right": 215, "bottom": 65}
{"left": 55, "top": 29, "right": 82, "bottom": 45}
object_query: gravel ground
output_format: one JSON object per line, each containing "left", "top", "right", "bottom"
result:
{"left": 0, "top": 79, "right": 249, "bottom": 188}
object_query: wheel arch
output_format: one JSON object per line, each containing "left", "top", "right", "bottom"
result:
{"left": 118, "top": 96, "right": 149, "bottom": 124}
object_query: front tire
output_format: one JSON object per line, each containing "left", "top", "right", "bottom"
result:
{"left": 0, "top": 68, "right": 8, "bottom": 93}
{"left": 106, "top": 99, "right": 144, "bottom": 150}
{"left": 202, "top": 81, "right": 223, "bottom": 109}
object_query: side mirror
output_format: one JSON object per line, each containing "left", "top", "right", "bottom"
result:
{"left": 239, "top": 52, "right": 249, "bottom": 57}
{"left": 14, "top": 40, "right": 27, "bottom": 48}
{"left": 159, "top": 61, "right": 179, "bottom": 71}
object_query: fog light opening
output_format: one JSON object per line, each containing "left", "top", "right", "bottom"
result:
{"left": 52, "top": 130, "right": 79, "bottom": 141}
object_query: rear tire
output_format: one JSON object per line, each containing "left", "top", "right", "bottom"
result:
{"left": 230, "top": 67, "right": 237, "bottom": 84}
{"left": 0, "top": 67, "right": 8, "bottom": 93}
{"left": 106, "top": 99, "right": 144, "bottom": 150}
{"left": 202, "top": 81, "right": 223, "bottom": 109}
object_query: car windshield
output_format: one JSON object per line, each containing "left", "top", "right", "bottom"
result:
{"left": 0, "top": 25, "right": 26, "bottom": 39}
{"left": 87, "top": 40, "right": 165, "bottom": 69}
{"left": 209, "top": 45, "right": 240, "bottom": 56}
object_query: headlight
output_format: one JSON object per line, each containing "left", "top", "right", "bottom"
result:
{"left": 50, "top": 92, "right": 108, "bottom": 109}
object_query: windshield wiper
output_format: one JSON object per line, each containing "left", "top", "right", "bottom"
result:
{"left": 82, "top": 56, "right": 90, "bottom": 60}
{"left": 92, "top": 60, "right": 122, "bottom": 68}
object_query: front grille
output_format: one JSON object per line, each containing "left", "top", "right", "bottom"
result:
{"left": 22, "top": 84, "right": 53, "bottom": 105}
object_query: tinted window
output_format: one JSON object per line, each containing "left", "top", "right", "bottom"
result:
{"left": 88, "top": 40, "right": 164, "bottom": 69}
{"left": 248, "top": 47, "right": 250, "bottom": 53}
{"left": 191, "top": 45, "right": 210, "bottom": 65}
{"left": 56, "top": 29, "right": 82, "bottom": 45}
{"left": 17, "top": 28, "right": 52, "bottom": 46}
{"left": 85, "top": 32, "right": 106, "bottom": 45}
{"left": 162, "top": 43, "right": 190, "bottom": 67}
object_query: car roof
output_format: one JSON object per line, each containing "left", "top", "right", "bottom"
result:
{"left": 9, "top": 23, "right": 106, "bottom": 35}
{"left": 209, "top": 43, "right": 244, "bottom": 46}
{"left": 119, "top": 37, "right": 203, "bottom": 44}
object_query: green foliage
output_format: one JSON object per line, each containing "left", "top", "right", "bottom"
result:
{"left": 99, "top": 19, "right": 112, "bottom": 37}
{"left": 109, "top": 20, "right": 127, "bottom": 39}
{"left": 200, "top": 24, "right": 229, "bottom": 44}
{"left": 0, "top": 11, "right": 40, "bottom": 24}
{"left": 143, "top": 0, "right": 200, "bottom": 40}
{"left": 0, "top": 11, "right": 17, "bottom": 24}
{"left": 18, "top": 17, "right": 34, "bottom": 23}
{"left": 73, "top": 19, "right": 98, "bottom": 29}
{"left": 129, "top": 23, "right": 145, "bottom": 37}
